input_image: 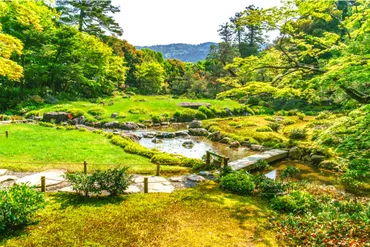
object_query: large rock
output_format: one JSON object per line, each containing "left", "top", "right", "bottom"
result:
{"left": 188, "top": 120, "right": 202, "bottom": 129}
{"left": 250, "top": 145, "right": 264, "bottom": 151}
{"left": 120, "top": 122, "right": 139, "bottom": 130}
{"left": 208, "top": 131, "right": 222, "bottom": 142}
{"left": 188, "top": 128, "right": 208, "bottom": 136}
{"left": 72, "top": 116, "right": 85, "bottom": 125}
{"left": 220, "top": 137, "right": 231, "bottom": 144}
{"left": 103, "top": 121, "right": 119, "bottom": 129}
{"left": 175, "top": 130, "right": 190, "bottom": 137}
{"left": 225, "top": 108, "right": 233, "bottom": 116}
{"left": 229, "top": 141, "right": 241, "bottom": 148}
{"left": 121, "top": 133, "right": 140, "bottom": 142}
{"left": 289, "top": 147, "right": 303, "bottom": 160}
{"left": 187, "top": 174, "right": 206, "bottom": 182}
{"left": 177, "top": 102, "right": 211, "bottom": 109}
{"left": 111, "top": 113, "right": 118, "bottom": 118}
{"left": 156, "top": 132, "right": 176, "bottom": 138}
{"left": 182, "top": 141, "right": 194, "bottom": 148}
{"left": 142, "top": 132, "right": 156, "bottom": 138}
{"left": 43, "top": 112, "right": 69, "bottom": 123}
{"left": 311, "top": 155, "right": 325, "bottom": 165}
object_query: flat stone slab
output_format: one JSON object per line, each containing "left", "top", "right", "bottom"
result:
{"left": 0, "top": 169, "right": 8, "bottom": 175}
{"left": 187, "top": 174, "right": 206, "bottom": 182}
{"left": 177, "top": 102, "right": 211, "bottom": 109}
{"left": 169, "top": 176, "right": 185, "bottom": 182}
{"left": 229, "top": 149, "right": 288, "bottom": 171}
{"left": 148, "top": 183, "right": 174, "bottom": 193}
{"left": 15, "top": 170, "right": 65, "bottom": 187}
{"left": 133, "top": 175, "right": 168, "bottom": 183}
{"left": 0, "top": 175, "right": 18, "bottom": 183}
{"left": 125, "top": 185, "right": 141, "bottom": 194}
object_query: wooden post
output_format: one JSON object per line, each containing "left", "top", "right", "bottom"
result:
{"left": 5, "top": 131, "right": 8, "bottom": 139}
{"left": 84, "top": 161, "right": 87, "bottom": 174}
{"left": 206, "top": 151, "right": 211, "bottom": 166}
{"left": 1, "top": 115, "right": 4, "bottom": 121}
{"left": 41, "top": 176, "right": 46, "bottom": 192}
{"left": 144, "top": 177, "right": 148, "bottom": 193}
{"left": 156, "top": 164, "right": 160, "bottom": 176}
{"left": 224, "top": 158, "right": 229, "bottom": 167}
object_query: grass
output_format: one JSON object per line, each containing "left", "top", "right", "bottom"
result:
{"left": 1, "top": 183, "right": 281, "bottom": 247}
{"left": 0, "top": 124, "right": 188, "bottom": 174}
{"left": 32, "top": 95, "right": 243, "bottom": 123}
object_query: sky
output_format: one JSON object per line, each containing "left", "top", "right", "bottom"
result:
{"left": 112, "top": 0, "right": 281, "bottom": 46}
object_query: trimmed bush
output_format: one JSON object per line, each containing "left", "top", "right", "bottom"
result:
{"left": 289, "top": 128, "right": 307, "bottom": 140}
{"left": 256, "top": 126, "right": 273, "bottom": 132}
{"left": 253, "top": 175, "right": 285, "bottom": 199}
{"left": 39, "top": 122, "right": 54, "bottom": 128}
{"left": 92, "top": 167, "right": 132, "bottom": 196}
{"left": 270, "top": 191, "right": 318, "bottom": 214}
{"left": 282, "top": 119, "right": 296, "bottom": 125}
{"left": 220, "top": 171, "right": 255, "bottom": 195}
{"left": 124, "top": 143, "right": 157, "bottom": 158}
{"left": 0, "top": 184, "right": 45, "bottom": 231}
{"left": 268, "top": 122, "right": 281, "bottom": 132}
{"left": 87, "top": 107, "right": 107, "bottom": 116}
{"left": 151, "top": 153, "right": 182, "bottom": 166}
{"left": 198, "top": 106, "right": 215, "bottom": 118}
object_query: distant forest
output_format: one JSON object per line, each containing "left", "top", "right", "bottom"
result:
{"left": 136, "top": 42, "right": 216, "bottom": 62}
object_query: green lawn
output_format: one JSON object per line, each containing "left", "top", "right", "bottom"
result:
{"left": 0, "top": 124, "right": 188, "bottom": 174}
{"left": 32, "top": 95, "right": 243, "bottom": 123}
{"left": 1, "top": 184, "right": 281, "bottom": 247}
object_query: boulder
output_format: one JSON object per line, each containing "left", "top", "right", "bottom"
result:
{"left": 187, "top": 174, "right": 206, "bottom": 182}
{"left": 120, "top": 122, "right": 139, "bottom": 130}
{"left": 182, "top": 141, "right": 194, "bottom": 148}
{"left": 175, "top": 130, "right": 190, "bottom": 137}
{"left": 177, "top": 102, "right": 211, "bottom": 109}
{"left": 220, "top": 137, "right": 231, "bottom": 144}
{"left": 156, "top": 132, "right": 176, "bottom": 138}
{"left": 250, "top": 145, "right": 264, "bottom": 151}
{"left": 289, "top": 146, "right": 303, "bottom": 160}
{"left": 229, "top": 141, "right": 241, "bottom": 148}
{"left": 142, "top": 132, "right": 156, "bottom": 138}
{"left": 240, "top": 141, "right": 251, "bottom": 147}
{"left": 161, "top": 122, "right": 170, "bottom": 126}
{"left": 311, "top": 155, "right": 325, "bottom": 165}
{"left": 208, "top": 131, "right": 222, "bottom": 142}
{"left": 137, "top": 123, "right": 145, "bottom": 129}
{"left": 121, "top": 133, "right": 140, "bottom": 142}
{"left": 43, "top": 112, "right": 69, "bottom": 123}
{"left": 275, "top": 116, "right": 284, "bottom": 122}
{"left": 152, "top": 138, "right": 162, "bottom": 144}
{"left": 72, "top": 116, "right": 85, "bottom": 125}
{"left": 188, "top": 120, "right": 202, "bottom": 129}
{"left": 103, "top": 121, "right": 119, "bottom": 129}
{"left": 111, "top": 113, "right": 118, "bottom": 118}
{"left": 225, "top": 108, "right": 233, "bottom": 116}
{"left": 188, "top": 128, "right": 208, "bottom": 136}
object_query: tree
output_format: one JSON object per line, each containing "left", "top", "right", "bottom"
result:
{"left": 56, "top": 0, "right": 122, "bottom": 37}
{"left": 135, "top": 62, "right": 166, "bottom": 95}
{"left": 218, "top": 22, "right": 234, "bottom": 43}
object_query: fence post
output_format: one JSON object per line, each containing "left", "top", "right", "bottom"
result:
{"left": 41, "top": 176, "right": 46, "bottom": 192}
{"left": 156, "top": 164, "right": 160, "bottom": 176}
{"left": 84, "top": 161, "right": 87, "bottom": 174}
{"left": 224, "top": 158, "right": 229, "bottom": 167}
{"left": 206, "top": 151, "right": 211, "bottom": 166}
{"left": 5, "top": 131, "right": 8, "bottom": 139}
{"left": 1, "top": 115, "right": 3, "bottom": 121}
{"left": 144, "top": 177, "right": 148, "bottom": 193}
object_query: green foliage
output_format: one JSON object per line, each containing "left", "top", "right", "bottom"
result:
{"left": 280, "top": 166, "right": 300, "bottom": 180}
{"left": 219, "top": 165, "right": 234, "bottom": 178}
{"left": 0, "top": 184, "right": 45, "bottom": 231}
{"left": 289, "top": 128, "right": 307, "bottom": 140}
{"left": 282, "top": 119, "right": 296, "bottom": 125}
{"left": 198, "top": 106, "right": 215, "bottom": 118}
{"left": 174, "top": 109, "right": 203, "bottom": 122}
{"left": 256, "top": 126, "right": 273, "bottom": 132}
{"left": 268, "top": 122, "right": 281, "bottom": 132}
{"left": 252, "top": 175, "right": 285, "bottom": 199}
{"left": 87, "top": 107, "right": 107, "bottom": 116}
{"left": 220, "top": 171, "right": 255, "bottom": 195}
{"left": 128, "top": 108, "right": 147, "bottom": 114}
{"left": 252, "top": 160, "right": 270, "bottom": 170}
{"left": 135, "top": 62, "right": 166, "bottom": 95}
{"left": 39, "top": 122, "right": 54, "bottom": 128}
{"left": 151, "top": 153, "right": 182, "bottom": 166}
{"left": 316, "top": 110, "right": 333, "bottom": 120}
{"left": 65, "top": 172, "right": 98, "bottom": 197}
{"left": 270, "top": 191, "right": 318, "bottom": 214}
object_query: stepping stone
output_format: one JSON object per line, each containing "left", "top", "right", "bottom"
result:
{"left": 15, "top": 170, "right": 65, "bottom": 187}
{"left": 59, "top": 186, "right": 74, "bottom": 193}
{"left": 133, "top": 175, "right": 168, "bottom": 183}
{"left": 169, "top": 176, "right": 185, "bottom": 182}
{"left": 199, "top": 171, "right": 212, "bottom": 176}
{"left": 148, "top": 183, "right": 175, "bottom": 193}
{"left": 0, "top": 169, "right": 8, "bottom": 175}
{"left": 125, "top": 185, "right": 141, "bottom": 194}
{"left": 187, "top": 174, "right": 206, "bottom": 182}
{"left": 0, "top": 175, "right": 18, "bottom": 183}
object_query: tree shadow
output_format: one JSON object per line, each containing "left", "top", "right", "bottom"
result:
{"left": 0, "top": 224, "right": 32, "bottom": 244}
{"left": 50, "top": 192, "right": 127, "bottom": 209}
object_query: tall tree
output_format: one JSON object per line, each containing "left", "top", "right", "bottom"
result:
{"left": 218, "top": 22, "right": 234, "bottom": 43}
{"left": 56, "top": 0, "right": 122, "bottom": 37}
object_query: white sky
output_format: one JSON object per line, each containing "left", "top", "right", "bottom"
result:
{"left": 112, "top": 0, "right": 281, "bottom": 46}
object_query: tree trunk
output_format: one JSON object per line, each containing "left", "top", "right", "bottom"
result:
{"left": 340, "top": 85, "right": 370, "bottom": 104}
{"left": 20, "top": 56, "right": 25, "bottom": 100}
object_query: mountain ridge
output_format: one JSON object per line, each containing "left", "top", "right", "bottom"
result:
{"left": 136, "top": 42, "right": 216, "bottom": 62}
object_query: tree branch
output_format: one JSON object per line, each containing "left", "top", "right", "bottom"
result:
{"left": 340, "top": 84, "right": 370, "bottom": 104}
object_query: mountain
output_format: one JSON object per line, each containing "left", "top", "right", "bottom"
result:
{"left": 136, "top": 42, "right": 216, "bottom": 62}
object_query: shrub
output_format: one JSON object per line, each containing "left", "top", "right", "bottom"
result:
{"left": 253, "top": 175, "right": 286, "bottom": 199}
{"left": 128, "top": 108, "right": 147, "bottom": 114}
{"left": 256, "top": 126, "right": 273, "bottom": 132}
{"left": 184, "top": 158, "right": 206, "bottom": 169}
{"left": 268, "top": 122, "right": 281, "bottom": 132}
{"left": 68, "top": 108, "right": 85, "bottom": 118}
{"left": 195, "top": 111, "right": 207, "bottom": 120}
{"left": 289, "top": 128, "right": 307, "bottom": 140}
{"left": 25, "top": 110, "right": 40, "bottom": 118}
{"left": 64, "top": 172, "right": 98, "bottom": 197}
{"left": 270, "top": 191, "right": 318, "bottom": 214}
{"left": 92, "top": 167, "right": 132, "bottom": 196}
{"left": 124, "top": 143, "right": 157, "bottom": 158}
{"left": 39, "top": 122, "right": 54, "bottom": 128}
{"left": 116, "top": 112, "right": 126, "bottom": 119}
{"left": 220, "top": 171, "right": 255, "bottom": 195}
{"left": 79, "top": 127, "right": 87, "bottom": 132}
{"left": 0, "top": 184, "right": 45, "bottom": 231}
{"left": 151, "top": 114, "right": 162, "bottom": 123}
{"left": 56, "top": 126, "right": 65, "bottom": 130}
{"left": 66, "top": 126, "right": 75, "bottom": 131}
{"left": 252, "top": 160, "right": 270, "bottom": 170}
{"left": 175, "top": 109, "right": 198, "bottom": 122}
{"left": 280, "top": 166, "right": 300, "bottom": 181}
{"left": 220, "top": 165, "right": 234, "bottom": 178}
{"left": 151, "top": 153, "right": 182, "bottom": 166}
{"left": 87, "top": 107, "right": 107, "bottom": 116}
{"left": 316, "top": 110, "right": 333, "bottom": 120}
{"left": 282, "top": 119, "right": 296, "bottom": 125}
{"left": 297, "top": 112, "right": 305, "bottom": 120}
{"left": 198, "top": 106, "right": 215, "bottom": 118}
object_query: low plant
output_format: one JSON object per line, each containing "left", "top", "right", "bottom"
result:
{"left": 151, "top": 153, "right": 182, "bottom": 166}
{"left": 253, "top": 175, "right": 285, "bottom": 199}
{"left": 0, "top": 184, "right": 46, "bottom": 231}
{"left": 219, "top": 171, "right": 255, "bottom": 195}
{"left": 39, "top": 122, "right": 54, "bottom": 128}
{"left": 87, "top": 107, "right": 107, "bottom": 116}
{"left": 280, "top": 165, "right": 300, "bottom": 181}
{"left": 92, "top": 167, "right": 132, "bottom": 196}
{"left": 282, "top": 119, "right": 296, "bottom": 125}
{"left": 256, "top": 126, "right": 273, "bottom": 132}
{"left": 128, "top": 108, "right": 147, "bottom": 114}
{"left": 289, "top": 128, "right": 307, "bottom": 140}
{"left": 252, "top": 160, "right": 270, "bottom": 170}
{"left": 268, "top": 122, "right": 281, "bottom": 132}
{"left": 270, "top": 191, "right": 318, "bottom": 214}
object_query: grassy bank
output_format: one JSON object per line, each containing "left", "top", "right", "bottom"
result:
{"left": 0, "top": 124, "right": 188, "bottom": 174}
{"left": 28, "top": 95, "right": 243, "bottom": 123}
{"left": 1, "top": 184, "right": 280, "bottom": 247}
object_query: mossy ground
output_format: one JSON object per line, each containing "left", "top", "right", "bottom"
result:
{"left": 1, "top": 184, "right": 281, "bottom": 247}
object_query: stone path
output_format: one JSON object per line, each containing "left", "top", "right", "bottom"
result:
{"left": 229, "top": 149, "right": 288, "bottom": 171}
{"left": 0, "top": 169, "right": 215, "bottom": 194}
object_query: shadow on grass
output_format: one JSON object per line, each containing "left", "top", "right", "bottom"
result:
{"left": 50, "top": 192, "right": 127, "bottom": 209}
{"left": 0, "top": 224, "right": 31, "bottom": 245}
